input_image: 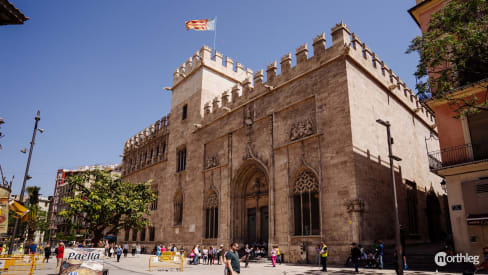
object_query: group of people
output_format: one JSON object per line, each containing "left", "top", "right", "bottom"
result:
{"left": 189, "top": 244, "right": 225, "bottom": 265}
{"left": 347, "top": 240, "right": 385, "bottom": 271}
{"left": 105, "top": 242, "right": 144, "bottom": 259}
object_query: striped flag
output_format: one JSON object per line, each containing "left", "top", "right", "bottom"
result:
{"left": 185, "top": 18, "right": 216, "bottom": 31}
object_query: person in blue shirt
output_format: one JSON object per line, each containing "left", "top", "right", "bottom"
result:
{"left": 378, "top": 240, "right": 384, "bottom": 269}
{"left": 29, "top": 243, "right": 37, "bottom": 254}
{"left": 116, "top": 245, "right": 123, "bottom": 262}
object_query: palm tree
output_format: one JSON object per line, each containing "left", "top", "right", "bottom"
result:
{"left": 25, "top": 186, "right": 40, "bottom": 242}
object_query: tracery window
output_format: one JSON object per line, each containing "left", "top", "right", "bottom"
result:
{"left": 174, "top": 191, "right": 183, "bottom": 225}
{"left": 149, "top": 226, "right": 155, "bottom": 241}
{"left": 124, "top": 229, "right": 129, "bottom": 241}
{"left": 293, "top": 170, "right": 320, "bottom": 236}
{"left": 140, "top": 228, "right": 146, "bottom": 241}
{"left": 205, "top": 191, "right": 219, "bottom": 239}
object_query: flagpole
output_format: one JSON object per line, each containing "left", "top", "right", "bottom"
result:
{"left": 213, "top": 17, "right": 217, "bottom": 56}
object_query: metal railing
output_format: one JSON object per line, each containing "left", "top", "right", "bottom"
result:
{"left": 428, "top": 143, "right": 488, "bottom": 170}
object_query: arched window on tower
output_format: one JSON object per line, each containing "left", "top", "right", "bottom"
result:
{"left": 293, "top": 170, "right": 320, "bottom": 236}
{"left": 205, "top": 191, "right": 219, "bottom": 239}
{"left": 174, "top": 190, "right": 183, "bottom": 225}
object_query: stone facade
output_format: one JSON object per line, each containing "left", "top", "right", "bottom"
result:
{"left": 118, "top": 22, "right": 448, "bottom": 263}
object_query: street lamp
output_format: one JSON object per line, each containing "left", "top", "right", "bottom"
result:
{"left": 8, "top": 110, "right": 43, "bottom": 254}
{"left": 376, "top": 118, "right": 403, "bottom": 275}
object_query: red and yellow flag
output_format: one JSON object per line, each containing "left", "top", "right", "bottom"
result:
{"left": 185, "top": 18, "right": 216, "bottom": 31}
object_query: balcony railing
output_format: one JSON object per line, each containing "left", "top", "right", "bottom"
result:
{"left": 428, "top": 143, "right": 488, "bottom": 170}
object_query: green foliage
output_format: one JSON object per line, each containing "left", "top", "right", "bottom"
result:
{"left": 407, "top": 0, "right": 488, "bottom": 115}
{"left": 25, "top": 186, "right": 40, "bottom": 242}
{"left": 59, "top": 169, "right": 156, "bottom": 244}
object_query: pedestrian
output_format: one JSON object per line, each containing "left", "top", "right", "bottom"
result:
{"left": 378, "top": 240, "right": 384, "bottom": 269}
{"left": 209, "top": 246, "right": 214, "bottom": 265}
{"left": 244, "top": 243, "right": 252, "bottom": 268}
{"left": 319, "top": 241, "right": 328, "bottom": 272}
{"left": 193, "top": 244, "right": 200, "bottom": 265}
{"left": 136, "top": 243, "right": 141, "bottom": 257}
{"left": 203, "top": 246, "right": 209, "bottom": 264}
{"left": 162, "top": 245, "right": 167, "bottom": 253}
{"left": 130, "top": 243, "right": 135, "bottom": 256}
{"left": 315, "top": 244, "right": 321, "bottom": 266}
{"left": 43, "top": 244, "right": 51, "bottom": 263}
{"left": 116, "top": 245, "right": 123, "bottom": 262}
{"left": 225, "top": 242, "right": 241, "bottom": 275}
{"left": 56, "top": 242, "right": 64, "bottom": 274}
{"left": 29, "top": 242, "right": 37, "bottom": 254}
{"left": 351, "top": 243, "right": 361, "bottom": 273}
{"left": 109, "top": 244, "right": 114, "bottom": 258}
{"left": 156, "top": 244, "right": 161, "bottom": 256}
{"left": 123, "top": 243, "right": 128, "bottom": 257}
{"left": 271, "top": 246, "right": 277, "bottom": 267}
{"left": 276, "top": 245, "right": 281, "bottom": 265}
{"left": 218, "top": 244, "right": 224, "bottom": 265}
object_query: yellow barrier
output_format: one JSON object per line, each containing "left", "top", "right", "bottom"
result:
{"left": 0, "top": 255, "right": 36, "bottom": 275}
{"left": 148, "top": 252, "right": 184, "bottom": 272}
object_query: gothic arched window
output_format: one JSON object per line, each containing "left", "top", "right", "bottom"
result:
{"left": 293, "top": 170, "right": 320, "bottom": 235}
{"left": 205, "top": 191, "right": 219, "bottom": 239}
{"left": 174, "top": 190, "right": 183, "bottom": 225}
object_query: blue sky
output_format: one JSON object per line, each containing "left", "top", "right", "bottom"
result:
{"left": 0, "top": 0, "right": 421, "bottom": 197}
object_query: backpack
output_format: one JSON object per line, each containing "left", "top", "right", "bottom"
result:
{"left": 54, "top": 247, "right": 58, "bottom": 255}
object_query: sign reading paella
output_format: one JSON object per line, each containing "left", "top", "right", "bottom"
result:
{"left": 0, "top": 187, "right": 10, "bottom": 234}
{"left": 61, "top": 248, "right": 105, "bottom": 275}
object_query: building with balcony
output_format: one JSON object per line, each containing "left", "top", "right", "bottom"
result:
{"left": 410, "top": 0, "right": 488, "bottom": 257}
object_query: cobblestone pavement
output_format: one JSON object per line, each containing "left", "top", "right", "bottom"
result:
{"left": 36, "top": 254, "right": 461, "bottom": 275}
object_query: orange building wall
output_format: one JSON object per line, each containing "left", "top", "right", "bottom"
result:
{"left": 417, "top": 1, "right": 446, "bottom": 34}
{"left": 433, "top": 104, "right": 464, "bottom": 150}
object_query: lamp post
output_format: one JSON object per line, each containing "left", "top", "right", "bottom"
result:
{"left": 8, "top": 110, "right": 42, "bottom": 254}
{"left": 376, "top": 119, "right": 403, "bottom": 275}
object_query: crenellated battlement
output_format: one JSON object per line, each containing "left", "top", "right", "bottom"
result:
{"left": 346, "top": 31, "right": 436, "bottom": 125}
{"left": 172, "top": 45, "right": 253, "bottom": 87}
{"left": 198, "top": 22, "right": 435, "bottom": 128}
{"left": 124, "top": 114, "right": 170, "bottom": 153}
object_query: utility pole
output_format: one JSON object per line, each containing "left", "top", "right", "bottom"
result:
{"left": 9, "top": 111, "right": 41, "bottom": 254}
{"left": 376, "top": 119, "right": 403, "bottom": 275}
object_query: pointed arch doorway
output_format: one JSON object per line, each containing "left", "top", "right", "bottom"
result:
{"left": 231, "top": 160, "right": 269, "bottom": 244}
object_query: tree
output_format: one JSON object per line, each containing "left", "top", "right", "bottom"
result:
{"left": 59, "top": 169, "right": 156, "bottom": 244}
{"left": 407, "top": 0, "right": 488, "bottom": 116}
{"left": 25, "top": 186, "right": 40, "bottom": 242}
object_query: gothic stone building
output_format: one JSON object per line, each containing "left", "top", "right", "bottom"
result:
{"left": 118, "top": 22, "right": 448, "bottom": 263}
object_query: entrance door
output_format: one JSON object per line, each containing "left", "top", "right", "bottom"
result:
{"left": 260, "top": 206, "right": 268, "bottom": 242}
{"left": 247, "top": 208, "right": 256, "bottom": 243}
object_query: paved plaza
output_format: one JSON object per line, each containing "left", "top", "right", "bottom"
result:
{"left": 35, "top": 254, "right": 462, "bottom": 275}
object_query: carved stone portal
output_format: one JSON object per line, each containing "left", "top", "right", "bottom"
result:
{"left": 290, "top": 118, "right": 314, "bottom": 141}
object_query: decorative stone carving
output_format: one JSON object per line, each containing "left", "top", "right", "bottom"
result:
{"left": 345, "top": 199, "right": 365, "bottom": 213}
{"left": 206, "top": 192, "right": 219, "bottom": 208}
{"left": 290, "top": 118, "right": 315, "bottom": 141}
{"left": 243, "top": 104, "right": 254, "bottom": 126}
{"left": 205, "top": 154, "right": 219, "bottom": 169}
{"left": 293, "top": 170, "right": 319, "bottom": 194}
{"left": 243, "top": 143, "right": 268, "bottom": 166}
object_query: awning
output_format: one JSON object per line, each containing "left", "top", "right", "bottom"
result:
{"left": 9, "top": 200, "right": 29, "bottom": 219}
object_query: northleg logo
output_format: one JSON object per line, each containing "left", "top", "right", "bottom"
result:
{"left": 434, "top": 252, "right": 479, "bottom": 266}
